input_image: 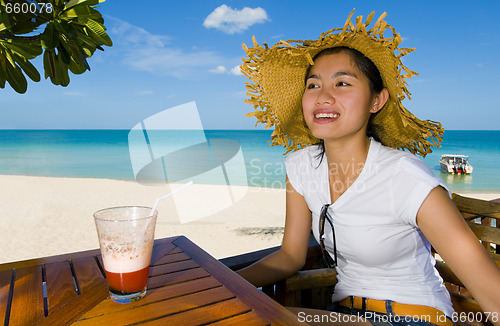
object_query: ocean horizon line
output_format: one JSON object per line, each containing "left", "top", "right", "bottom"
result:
{"left": 1, "top": 130, "right": 499, "bottom": 192}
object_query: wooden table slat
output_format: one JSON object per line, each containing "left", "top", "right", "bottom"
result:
{"left": 34, "top": 278, "right": 108, "bottom": 326}
{"left": 150, "top": 241, "right": 177, "bottom": 265}
{"left": 150, "top": 259, "right": 199, "bottom": 276}
{"left": 148, "top": 267, "right": 209, "bottom": 289}
{"left": 174, "top": 236, "right": 301, "bottom": 326}
{"left": 73, "top": 285, "right": 236, "bottom": 325}
{"left": 44, "top": 261, "right": 78, "bottom": 315}
{"left": 154, "top": 252, "right": 190, "bottom": 265}
{"left": 139, "top": 297, "right": 251, "bottom": 326}
{"left": 9, "top": 265, "right": 44, "bottom": 326}
{"left": 0, "top": 249, "right": 102, "bottom": 273}
{"left": 79, "top": 276, "right": 222, "bottom": 319}
{"left": 0, "top": 269, "right": 13, "bottom": 325}
{"left": 169, "top": 247, "right": 183, "bottom": 254}
{"left": 71, "top": 256, "right": 104, "bottom": 293}
{"left": 208, "top": 310, "right": 271, "bottom": 326}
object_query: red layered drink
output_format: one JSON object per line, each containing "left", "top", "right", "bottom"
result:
{"left": 94, "top": 206, "right": 157, "bottom": 303}
{"left": 105, "top": 266, "right": 150, "bottom": 294}
{"left": 101, "top": 242, "right": 154, "bottom": 301}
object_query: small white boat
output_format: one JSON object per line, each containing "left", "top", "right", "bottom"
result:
{"left": 439, "top": 154, "right": 473, "bottom": 174}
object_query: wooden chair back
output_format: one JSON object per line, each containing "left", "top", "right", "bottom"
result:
{"left": 436, "top": 194, "right": 500, "bottom": 324}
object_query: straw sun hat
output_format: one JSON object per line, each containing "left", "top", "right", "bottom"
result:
{"left": 241, "top": 10, "right": 443, "bottom": 156}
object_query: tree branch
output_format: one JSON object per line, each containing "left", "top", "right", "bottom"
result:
{"left": 0, "top": 34, "right": 43, "bottom": 41}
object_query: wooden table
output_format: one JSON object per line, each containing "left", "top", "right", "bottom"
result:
{"left": 0, "top": 236, "right": 304, "bottom": 325}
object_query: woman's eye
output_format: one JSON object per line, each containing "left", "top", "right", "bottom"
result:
{"left": 336, "top": 81, "right": 349, "bottom": 87}
{"left": 306, "top": 83, "right": 318, "bottom": 89}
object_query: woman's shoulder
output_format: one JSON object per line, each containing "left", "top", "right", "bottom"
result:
{"left": 376, "top": 142, "right": 428, "bottom": 171}
{"left": 376, "top": 141, "right": 445, "bottom": 188}
{"left": 284, "top": 145, "right": 324, "bottom": 195}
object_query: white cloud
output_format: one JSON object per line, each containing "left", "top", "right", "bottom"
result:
{"left": 203, "top": 5, "right": 269, "bottom": 34}
{"left": 230, "top": 65, "right": 242, "bottom": 76}
{"left": 209, "top": 65, "right": 242, "bottom": 76}
{"left": 109, "top": 18, "right": 169, "bottom": 48}
{"left": 107, "top": 17, "right": 228, "bottom": 79}
{"left": 210, "top": 65, "right": 227, "bottom": 74}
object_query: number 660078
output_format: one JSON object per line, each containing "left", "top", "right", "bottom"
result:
{"left": 5, "top": 2, "right": 53, "bottom": 14}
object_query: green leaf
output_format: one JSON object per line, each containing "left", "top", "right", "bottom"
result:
{"left": 3, "top": 49, "right": 16, "bottom": 68}
{"left": 68, "top": 54, "right": 87, "bottom": 74}
{"left": 57, "top": 20, "right": 78, "bottom": 39}
{"left": 55, "top": 52, "right": 69, "bottom": 86}
{"left": 54, "top": 0, "right": 66, "bottom": 8}
{"left": 7, "top": 10, "right": 45, "bottom": 35}
{"left": 12, "top": 52, "right": 41, "bottom": 82}
{"left": 62, "top": 5, "right": 102, "bottom": 21}
{"left": 72, "top": 19, "right": 109, "bottom": 52}
{"left": 6, "top": 61, "right": 27, "bottom": 93}
{"left": 84, "top": 26, "right": 112, "bottom": 48}
{"left": 48, "top": 32, "right": 90, "bottom": 78}
{"left": 41, "top": 23, "right": 60, "bottom": 50}
{"left": 59, "top": 36, "right": 87, "bottom": 74}
{"left": 84, "top": 19, "right": 112, "bottom": 46}
{"left": 64, "top": 0, "right": 104, "bottom": 11}
{"left": 0, "top": 12, "right": 12, "bottom": 31}
{"left": 76, "top": 30, "right": 98, "bottom": 51}
{"left": 43, "top": 49, "right": 57, "bottom": 81}
{"left": 3, "top": 39, "right": 42, "bottom": 59}
{"left": 44, "top": 49, "right": 70, "bottom": 86}
{"left": 57, "top": 44, "right": 71, "bottom": 64}
{"left": 80, "top": 43, "right": 94, "bottom": 57}
{"left": 0, "top": 52, "right": 7, "bottom": 88}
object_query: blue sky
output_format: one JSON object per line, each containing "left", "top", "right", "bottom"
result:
{"left": 1, "top": 0, "right": 499, "bottom": 130}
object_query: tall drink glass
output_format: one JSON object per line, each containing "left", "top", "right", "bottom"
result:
{"left": 93, "top": 206, "right": 157, "bottom": 304}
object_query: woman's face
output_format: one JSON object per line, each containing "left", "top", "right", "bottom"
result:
{"left": 302, "top": 51, "right": 379, "bottom": 143}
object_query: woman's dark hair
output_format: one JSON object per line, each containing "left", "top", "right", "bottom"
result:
{"left": 306, "top": 47, "right": 385, "bottom": 163}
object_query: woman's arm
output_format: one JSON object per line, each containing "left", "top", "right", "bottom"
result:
{"left": 237, "top": 176, "right": 312, "bottom": 287}
{"left": 417, "top": 186, "right": 500, "bottom": 320}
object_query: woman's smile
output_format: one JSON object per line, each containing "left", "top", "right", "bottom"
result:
{"left": 313, "top": 110, "right": 340, "bottom": 123}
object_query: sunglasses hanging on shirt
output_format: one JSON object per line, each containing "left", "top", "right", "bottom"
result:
{"left": 319, "top": 204, "right": 337, "bottom": 269}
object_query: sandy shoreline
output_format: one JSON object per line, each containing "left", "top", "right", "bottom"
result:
{"left": 1, "top": 175, "right": 499, "bottom": 265}
{"left": 0, "top": 175, "right": 286, "bottom": 264}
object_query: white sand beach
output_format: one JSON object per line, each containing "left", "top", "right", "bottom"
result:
{"left": 0, "top": 175, "right": 286, "bottom": 264}
{"left": 1, "top": 174, "right": 499, "bottom": 265}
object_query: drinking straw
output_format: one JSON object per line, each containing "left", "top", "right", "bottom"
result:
{"left": 150, "top": 181, "right": 193, "bottom": 215}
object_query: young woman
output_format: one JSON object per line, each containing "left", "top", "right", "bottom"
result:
{"left": 238, "top": 11, "right": 500, "bottom": 326}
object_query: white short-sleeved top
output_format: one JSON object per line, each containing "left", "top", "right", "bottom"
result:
{"left": 285, "top": 139, "right": 454, "bottom": 317}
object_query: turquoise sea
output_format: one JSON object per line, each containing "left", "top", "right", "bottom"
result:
{"left": 0, "top": 130, "right": 499, "bottom": 193}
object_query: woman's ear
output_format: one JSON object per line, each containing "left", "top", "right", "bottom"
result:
{"left": 370, "top": 88, "right": 389, "bottom": 113}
